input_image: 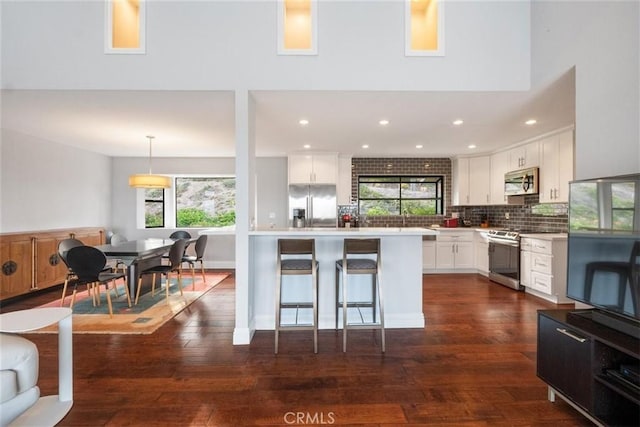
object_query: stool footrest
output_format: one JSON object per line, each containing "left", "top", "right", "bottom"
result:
{"left": 280, "top": 303, "right": 314, "bottom": 309}
{"left": 277, "top": 324, "right": 315, "bottom": 330}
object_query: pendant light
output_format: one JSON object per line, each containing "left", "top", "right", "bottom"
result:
{"left": 128, "top": 135, "right": 171, "bottom": 188}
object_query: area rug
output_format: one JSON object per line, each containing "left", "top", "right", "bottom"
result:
{"left": 31, "top": 272, "right": 229, "bottom": 335}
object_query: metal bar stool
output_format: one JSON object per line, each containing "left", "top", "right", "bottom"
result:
{"left": 275, "top": 238, "right": 319, "bottom": 354}
{"left": 335, "top": 238, "right": 385, "bottom": 353}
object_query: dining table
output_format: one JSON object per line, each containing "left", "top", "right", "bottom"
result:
{"left": 95, "top": 238, "right": 195, "bottom": 298}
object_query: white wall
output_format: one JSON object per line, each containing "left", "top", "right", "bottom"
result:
{"left": 1, "top": 1, "right": 530, "bottom": 91}
{"left": 255, "top": 157, "right": 288, "bottom": 228}
{"left": 0, "top": 129, "right": 111, "bottom": 232}
{"left": 531, "top": 1, "right": 640, "bottom": 178}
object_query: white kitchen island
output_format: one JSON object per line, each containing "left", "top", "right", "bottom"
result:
{"left": 247, "top": 227, "right": 438, "bottom": 336}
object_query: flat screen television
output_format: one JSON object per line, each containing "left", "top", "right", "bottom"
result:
{"left": 566, "top": 173, "right": 640, "bottom": 336}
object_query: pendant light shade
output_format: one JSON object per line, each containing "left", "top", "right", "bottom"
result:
{"left": 129, "top": 135, "right": 171, "bottom": 189}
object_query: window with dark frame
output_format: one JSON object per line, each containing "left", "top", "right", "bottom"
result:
{"left": 357, "top": 175, "right": 444, "bottom": 216}
{"left": 144, "top": 188, "right": 165, "bottom": 228}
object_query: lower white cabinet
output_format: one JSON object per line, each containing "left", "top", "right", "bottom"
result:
{"left": 435, "top": 231, "right": 474, "bottom": 271}
{"left": 474, "top": 231, "right": 489, "bottom": 275}
{"left": 422, "top": 238, "right": 436, "bottom": 271}
{"left": 520, "top": 235, "right": 571, "bottom": 303}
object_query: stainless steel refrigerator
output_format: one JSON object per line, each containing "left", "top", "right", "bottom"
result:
{"left": 288, "top": 184, "right": 337, "bottom": 227}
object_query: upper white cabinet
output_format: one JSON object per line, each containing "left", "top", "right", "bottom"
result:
{"left": 337, "top": 154, "right": 353, "bottom": 205}
{"left": 508, "top": 141, "right": 540, "bottom": 170}
{"left": 539, "top": 130, "right": 574, "bottom": 203}
{"left": 453, "top": 156, "right": 491, "bottom": 206}
{"left": 288, "top": 153, "right": 338, "bottom": 184}
{"left": 490, "top": 150, "right": 510, "bottom": 204}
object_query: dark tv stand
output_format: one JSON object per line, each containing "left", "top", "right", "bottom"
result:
{"left": 538, "top": 309, "right": 639, "bottom": 426}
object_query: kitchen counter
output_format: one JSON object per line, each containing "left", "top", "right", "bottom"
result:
{"left": 249, "top": 226, "right": 438, "bottom": 236}
{"left": 520, "top": 233, "right": 568, "bottom": 240}
{"left": 247, "top": 227, "right": 429, "bottom": 334}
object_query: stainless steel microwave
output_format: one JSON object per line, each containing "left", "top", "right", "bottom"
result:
{"left": 504, "top": 167, "right": 539, "bottom": 196}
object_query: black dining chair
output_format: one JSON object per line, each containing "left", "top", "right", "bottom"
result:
{"left": 65, "top": 246, "right": 131, "bottom": 317}
{"left": 170, "top": 231, "right": 192, "bottom": 240}
{"left": 136, "top": 238, "right": 187, "bottom": 305}
{"left": 58, "top": 238, "right": 86, "bottom": 306}
{"left": 106, "top": 233, "right": 128, "bottom": 275}
{"left": 163, "top": 231, "right": 192, "bottom": 264}
{"left": 181, "top": 235, "right": 208, "bottom": 289}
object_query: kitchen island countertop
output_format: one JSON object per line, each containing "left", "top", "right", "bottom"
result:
{"left": 249, "top": 226, "right": 438, "bottom": 236}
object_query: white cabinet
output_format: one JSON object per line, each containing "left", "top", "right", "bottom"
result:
{"left": 422, "top": 238, "right": 436, "bottom": 271}
{"left": 520, "top": 236, "right": 571, "bottom": 303}
{"left": 453, "top": 156, "right": 491, "bottom": 206}
{"left": 474, "top": 231, "right": 489, "bottom": 275}
{"left": 508, "top": 141, "right": 540, "bottom": 170}
{"left": 337, "top": 154, "right": 353, "bottom": 205}
{"left": 435, "top": 231, "right": 474, "bottom": 270}
{"left": 539, "top": 130, "right": 574, "bottom": 203}
{"left": 288, "top": 153, "right": 338, "bottom": 184}
{"left": 490, "top": 150, "right": 510, "bottom": 205}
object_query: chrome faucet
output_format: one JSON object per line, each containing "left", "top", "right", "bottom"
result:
{"left": 402, "top": 209, "right": 408, "bottom": 227}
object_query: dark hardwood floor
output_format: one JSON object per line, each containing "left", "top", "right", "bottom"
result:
{"left": 2, "top": 272, "right": 592, "bottom": 426}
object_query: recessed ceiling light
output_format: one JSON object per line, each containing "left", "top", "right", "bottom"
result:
{"left": 468, "top": 144, "right": 477, "bottom": 149}
{"left": 525, "top": 119, "right": 537, "bottom": 125}
{"left": 453, "top": 119, "right": 464, "bottom": 126}
{"left": 303, "top": 144, "right": 311, "bottom": 149}
{"left": 416, "top": 144, "right": 423, "bottom": 149}
{"left": 299, "top": 119, "right": 309, "bottom": 125}
{"left": 362, "top": 144, "right": 369, "bottom": 149}
{"left": 386, "top": 163, "right": 393, "bottom": 169}
{"left": 379, "top": 119, "right": 389, "bottom": 126}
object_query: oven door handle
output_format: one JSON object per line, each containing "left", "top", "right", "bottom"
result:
{"left": 488, "top": 239, "right": 519, "bottom": 247}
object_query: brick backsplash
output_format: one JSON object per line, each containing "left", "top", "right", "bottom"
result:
{"left": 351, "top": 157, "right": 568, "bottom": 232}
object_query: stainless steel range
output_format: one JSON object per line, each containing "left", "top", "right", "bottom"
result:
{"left": 487, "top": 230, "right": 523, "bottom": 290}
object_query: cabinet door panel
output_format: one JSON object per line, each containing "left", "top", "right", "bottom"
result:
{"left": 436, "top": 242, "right": 455, "bottom": 269}
{"left": 311, "top": 154, "right": 338, "bottom": 184}
{"left": 0, "top": 238, "right": 33, "bottom": 299}
{"left": 490, "top": 151, "right": 509, "bottom": 204}
{"left": 537, "top": 315, "right": 593, "bottom": 411}
{"left": 288, "top": 154, "right": 314, "bottom": 183}
{"left": 454, "top": 242, "right": 474, "bottom": 269}
{"left": 469, "top": 156, "right": 491, "bottom": 205}
{"left": 35, "top": 236, "right": 68, "bottom": 290}
{"left": 422, "top": 241, "right": 436, "bottom": 269}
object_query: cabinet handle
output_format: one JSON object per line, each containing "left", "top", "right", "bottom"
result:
{"left": 486, "top": 194, "right": 489, "bottom": 203}
{"left": 556, "top": 328, "right": 587, "bottom": 343}
{"left": 549, "top": 189, "right": 553, "bottom": 200}
{"left": 553, "top": 188, "right": 558, "bottom": 199}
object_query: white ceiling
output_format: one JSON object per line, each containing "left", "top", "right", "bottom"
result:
{"left": 1, "top": 72, "right": 574, "bottom": 158}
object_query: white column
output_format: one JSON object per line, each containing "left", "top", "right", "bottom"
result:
{"left": 233, "top": 89, "right": 256, "bottom": 345}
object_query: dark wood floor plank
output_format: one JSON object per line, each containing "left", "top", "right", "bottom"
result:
{"left": 1, "top": 272, "right": 592, "bottom": 425}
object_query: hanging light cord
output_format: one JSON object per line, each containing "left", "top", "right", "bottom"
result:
{"left": 147, "top": 135, "right": 154, "bottom": 174}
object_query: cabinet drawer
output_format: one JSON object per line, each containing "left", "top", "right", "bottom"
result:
{"left": 530, "top": 271, "right": 552, "bottom": 294}
{"left": 531, "top": 253, "right": 553, "bottom": 275}
{"left": 437, "top": 233, "right": 473, "bottom": 243}
{"left": 528, "top": 238, "right": 552, "bottom": 255}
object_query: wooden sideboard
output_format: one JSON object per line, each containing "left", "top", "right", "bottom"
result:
{"left": 0, "top": 227, "right": 105, "bottom": 301}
